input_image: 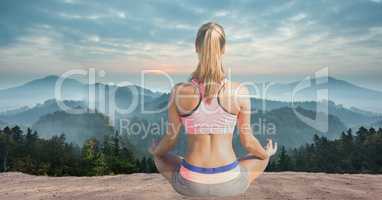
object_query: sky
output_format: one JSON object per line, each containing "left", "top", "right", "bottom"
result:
{"left": 0, "top": 0, "right": 381, "bottom": 91}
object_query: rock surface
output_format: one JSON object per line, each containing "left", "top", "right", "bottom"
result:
{"left": 0, "top": 172, "right": 381, "bottom": 200}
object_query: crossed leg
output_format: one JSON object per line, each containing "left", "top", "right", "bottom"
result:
{"left": 238, "top": 154, "right": 270, "bottom": 183}
{"left": 154, "top": 152, "right": 268, "bottom": 184}
{"left": 153, "top": 152, "right": 183, "bottom": 182}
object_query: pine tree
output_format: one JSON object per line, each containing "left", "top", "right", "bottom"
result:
{"left": 147, "top": 157, "right": 158, "bottom": 173}
{"left": 277, "top": 146, "right": 292, "bottom": 171}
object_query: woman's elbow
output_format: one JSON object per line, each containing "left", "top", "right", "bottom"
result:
{"left": 258, "top": 153, "right": 269, "bottom": 160}
{"left": 240, "top": 139, "right": 253, "bottom": 151}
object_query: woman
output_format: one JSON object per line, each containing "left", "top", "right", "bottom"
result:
{"left": 149, "top": 22, "right": 277, "bottom": 197}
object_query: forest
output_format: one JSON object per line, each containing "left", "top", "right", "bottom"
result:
{"left": 0, "top": 126, "right": 381, "bottom": 176}
{"left": 268, "top": 127, "right": 382, "bottom": 173}
{"left": 0, "top": 126, "right": 156, "bottom": 176}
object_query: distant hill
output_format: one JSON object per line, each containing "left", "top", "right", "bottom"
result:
{"left": 0, "top": 87, "right": 358, "bottom": 151}
{"left": 349, "top": 106, "right": 382, "bottom": 117}
{"left": 117, "top": 106, "right": 346, "bottom": 157}
{"left": 244, "top": 107, "right": 346, "bottom": 148}
{"left": 0, "top": 120, "right": 7, "bottom": 129}
{"left": 0, "top": 75, "right": 161, "bottom": 112}
{"left": 1, "top": 94, "right": 377, "bottom": 129}
{"left": 0, "top": 99, "right": 86, "bottom": 126}
{"left": 250, "top": 99, "right": 382, "bottom": 127}
{"left": 28, "top": 103, "right": 346, "bottom": 155}
{"left": 32, "top": 111, "right": 114, "bottom": 145}
{"left": 371, "top": 120, "right": 382, "bottom": 129}
{"left": 139, "top": 94, "right": 378, "bottom": 128}
{"left": 1, "top": 75, "right": 381, "bottom": 113}
{"left": 0, "top": 106, "right": 29, "bottom": 116}
{"left": 0, "top": 75, "right": 86, "bottom": 109}
{"left": 257, "top": 77, "right": 382, "bottom": 113}
{"left": 0, "top": 75, "right": 378, "bottom": 150}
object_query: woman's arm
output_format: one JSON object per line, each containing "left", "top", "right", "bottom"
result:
{"left": 150, "top": 85, "right": 182, "bottom": 157}
{"left": 236, "top": 85, "right": 269, "bottom": 160}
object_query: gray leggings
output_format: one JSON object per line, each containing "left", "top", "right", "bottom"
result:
{"left": 170, "top": 164, "right": 250, "bottom": 197}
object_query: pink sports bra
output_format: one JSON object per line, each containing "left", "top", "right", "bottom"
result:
{"left": 179, "top": 78, "right": 238, "bottom": 134}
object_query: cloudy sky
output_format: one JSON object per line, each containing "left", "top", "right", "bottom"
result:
{"left": 0, "top": 0, "right": 381, "bottom": 91}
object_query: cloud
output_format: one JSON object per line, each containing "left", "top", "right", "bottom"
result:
{"left": 0, "top": 0, "right": 381, "bottom": 88}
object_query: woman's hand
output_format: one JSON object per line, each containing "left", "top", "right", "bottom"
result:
{"left": 148, "top": 139, "right": 160, "bottom": 156}
{"left": 265, "top": 139, "right": 277, "bottom": 158}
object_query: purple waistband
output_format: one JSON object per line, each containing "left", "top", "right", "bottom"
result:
{"left": 181, "top": 159, "right": 239, "bottom": 174}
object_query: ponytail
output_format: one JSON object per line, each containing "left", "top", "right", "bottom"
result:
{"left": 192, "top": 22, "right": 226, "bottom": 102}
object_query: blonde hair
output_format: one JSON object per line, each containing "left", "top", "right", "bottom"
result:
{"left": 191, "top": 22, "right": 226, "bottom": 101}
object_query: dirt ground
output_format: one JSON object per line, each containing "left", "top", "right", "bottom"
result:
{"left": 0, "top": 172, "right": 381, "bottom": 200}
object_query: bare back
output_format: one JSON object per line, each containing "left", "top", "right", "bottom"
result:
{"left": 174, "top": 81, "right": 243, "bottom": 167}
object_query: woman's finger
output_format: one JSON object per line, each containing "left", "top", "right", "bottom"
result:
{"left": 273, "top": 142, "right": 278, "bottom": 154}
{"left": 269, "top": 139, "right": 273, "bottom": 149}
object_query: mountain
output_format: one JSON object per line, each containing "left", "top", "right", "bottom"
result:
{"left": 27, "top": 98, "right": 346, "bottom": 154}
{"left": 0, "top": 75, "right": 86, "bottom": 109}
{"left": 0, "top": 75, "right": 377, "bottom": 150}
{"left": 117, "top": 106, "right": 346, "bottom": 157}
{"left": 349, "top": 107, "right": 382, "bottom": 117}
{"left": 371, "top": 120, "right": 382, "bottom": 129}
{"left": 0, "top": 75, "right": 161, "bottom": 123}
{"left": 236, "top": 107, "right": 347, "bottom": 149}
{"left": 0, "top": 99, "right": 86, "bottom": 126}
{"left": 258, "top": 77, "right": 382, "bottom": 113}
{"left": 1, "top": 75, "right": 381, "bottom": 116}
{"left": 32, "top": 111, "right": 114, "bottom": 145}
{"left": 250, "top": 99, "right": 382, "bottom": 127}
{"left": 0, "top": 120, "right": 7, "bottom": 129}
{"left": 0, "top": 106, "right": 29, "bottom": 116}
{"left": 1, "top": 94, "right": 376, "bottom": 129}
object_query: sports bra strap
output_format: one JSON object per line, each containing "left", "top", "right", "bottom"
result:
{"left": 180, "top": 78, "right": 237, "bottom": 135}
{"left": 217, "top": 78, "right": 227, "bottom": 96}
